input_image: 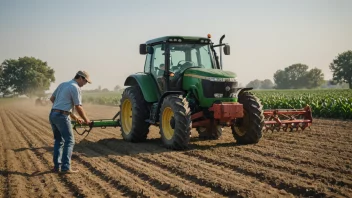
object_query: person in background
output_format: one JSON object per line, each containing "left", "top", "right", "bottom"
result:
{"left": 49, "top": 70, "right": 92, "bottom": 174}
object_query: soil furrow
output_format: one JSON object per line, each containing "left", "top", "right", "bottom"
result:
{"left": 241, "top": 146, "right": 352, "bottom": 175}
{"left": 0, "top": 111, "right": 32, "bottom": 197}
{"left": 260, "top": 138, "right": 352, "bottom": 161}
{"left": 137, "top": 155, "right": 247, "bottom": 197}
{"left": 6, "top": 110, "right": 78, "bottom": 197}
{"left": 264, "top": 132, "right": 352, "bottom": 153}
{"left": 213, "top": 146, "right": 352, "bottom": 189}
{"left": 72, "top": 150, "right": 164, "bottom": 197}
{"left": 6, "top": 111, "right": 54, "bottom": 197}
{"left": 267, "top": 124, "right": 352, "bottom": 141}
{"left": 15, "top": 109, "right": 166, "bottom": 197}
{"left": 1, "top": 101, "right": 352, "bottom": 198}
{"left": 185, "top": 150, "right": 351, "bottom": 197}
{"left": 177, "top": 151, "right": 338, "bottom": 197}
{"left": 138, "top": 154, "right": 290, "bottom": 197}
{"left": 8, "top": 110, "right": 125, "bottom": 196}
{"left": 0, "top": 148, "right": 8, "bottom": 198}
{"left": 83, "top": 142, "right": 222, "bottom": 198}
{"left": 0, "top": 112, "right": 11, "bottom": 198}
{"left": 107, "top": 156, "right": 189, "bottom": 198}
{"left": 11, "top": 109, "right": 129, "bottom": 197}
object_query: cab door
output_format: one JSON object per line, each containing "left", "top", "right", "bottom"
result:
{"left": 149, "top": 44, "right": 166, "bottom": 92}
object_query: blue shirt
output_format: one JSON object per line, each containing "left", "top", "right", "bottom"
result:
{"left": 51, "top": 79, "right": 82, "bottom": 112}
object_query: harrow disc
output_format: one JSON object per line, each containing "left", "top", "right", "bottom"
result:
{"left": 263, "top": 105, "right": 313, "bottom": 132}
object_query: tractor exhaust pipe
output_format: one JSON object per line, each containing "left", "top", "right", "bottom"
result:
{"left": 219, "top": 35, "right": 225, "bottom": 69}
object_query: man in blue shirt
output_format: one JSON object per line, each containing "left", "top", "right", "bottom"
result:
{"left": 49, "top": 70, "right": 92, "bottom": 174}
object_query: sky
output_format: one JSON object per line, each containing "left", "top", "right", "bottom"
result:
{"left": 0, "top": 0, "right": 351, "bottom": 92}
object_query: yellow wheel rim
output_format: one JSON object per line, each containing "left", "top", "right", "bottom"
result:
{"left": 234, "top": 110, "right": 248, "bottom": 136}
{"left": 121, "top": 99, "right": 132, "bottom": 134}
{"left": 162, "top": 107, "right": 174, "bottom": 140}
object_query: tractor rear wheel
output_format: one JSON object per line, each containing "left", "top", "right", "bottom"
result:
{"left": 120, "top": 86, "right": 150, "bottom": 142}
{"left": 232, "top": 91, "right": 264, "bottom": 144}
{"left": 159, "top": 94, "right": 191, "bottom": 150}
{"left": 196, "top": 123, "right": 222, "bottom": 139}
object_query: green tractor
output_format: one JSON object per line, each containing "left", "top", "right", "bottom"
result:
{"left": 119, "top": 34, "right": 265, "bottom": 150}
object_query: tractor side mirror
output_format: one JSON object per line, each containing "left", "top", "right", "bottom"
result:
{"left": 139, "top": 44, "right": 154, "bottom": 55}
{"left": 223, "top": 44, "right": 230, "bottom": 55}
{"left": 139, "top": 44, "right": 147, "bottom": 55}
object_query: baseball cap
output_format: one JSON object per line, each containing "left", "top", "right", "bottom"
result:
{"left": 76, "top": 70, "right": 92, "bottom": 83}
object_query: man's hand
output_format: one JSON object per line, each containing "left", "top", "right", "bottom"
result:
{"left": 84, "top": 119, "right": 92, "bottom": 125}
{"left": 75, "top": 105, "right": 91, "bottom": 125}
{"left": 77, "top": 118, "right": 84, "bottom": 125}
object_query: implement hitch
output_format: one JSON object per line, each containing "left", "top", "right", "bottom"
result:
{"left": 71, "top": 111, "right": 121, "bottom": 139}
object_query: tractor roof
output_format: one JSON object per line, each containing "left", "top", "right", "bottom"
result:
{"left": 145, "top": 35, "right": 210, "bottom": 45}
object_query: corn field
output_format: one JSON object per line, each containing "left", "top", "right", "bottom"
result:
{"left": 253, "top": 89, "right": 352, "bottom": 119}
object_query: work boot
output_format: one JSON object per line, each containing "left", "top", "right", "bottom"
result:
{"left": 60, "top": 168, "right": 79, "bottom": 174}
{"left": 52, "top": 167, "right": 60, "bottom": 173}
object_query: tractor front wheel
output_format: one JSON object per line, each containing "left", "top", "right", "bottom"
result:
{"left": 159, "top": 94, "right": 192, "bottom": 150}
{"left": 120, "top": 86, "right": 150, "bottom": 142}
{"left": 232, "top": 91, "right": 264, "bottom": 144}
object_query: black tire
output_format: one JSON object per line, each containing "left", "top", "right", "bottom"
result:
{"left": 120, "top": 86, "right": 150, "bottom": 142}
{"left": 232, "top": 91, "right": 264, "bottom": 144}
{"left": 159, "top": 94, "right": 192, "bottom": 150}
{"left": 196, "top": 123, "right": 222, "bottom": 140}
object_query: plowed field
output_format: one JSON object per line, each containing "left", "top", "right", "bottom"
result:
{"left": 0, "top": 100, "right": 351, "bottom": 198}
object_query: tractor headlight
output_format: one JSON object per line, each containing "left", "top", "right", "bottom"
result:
{"left": 214, "top": 93, "right": 223, "bottom": 98}
{"left": 206, "top": 77, "right": 222, "bottom": 82}
{"left": 205, "top": 77, "right": 237, "bottom": 82}
{"left": 229, "top": 93, "right": 238, "bottom": 98}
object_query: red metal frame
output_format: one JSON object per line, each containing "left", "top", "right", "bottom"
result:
{"left": 191, "top": 102, "right": 243, "bottom": 128}
{"left": 263, "top": 105, "right": 313, "bottom": 132}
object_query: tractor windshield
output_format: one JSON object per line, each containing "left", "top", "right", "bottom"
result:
{"left": 169, "top": 43, "right": 215, "bottom": 71}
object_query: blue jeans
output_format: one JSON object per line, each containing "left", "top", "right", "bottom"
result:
{"left": 49, "top": 111, "right": 75, "bottom": 171}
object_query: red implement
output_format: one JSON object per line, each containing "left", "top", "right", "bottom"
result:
{"left": 263, "top": 105, "right": 313, "bottom": 132}
{"left": 192, "top": 102, "right": 243, "bottom": 128}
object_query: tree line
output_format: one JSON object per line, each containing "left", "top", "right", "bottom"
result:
{"left": 246, "top": 50, "right": 352, "bottom": 89}
{"left": 0, "top": 50, "right": 351, "bottom": 97}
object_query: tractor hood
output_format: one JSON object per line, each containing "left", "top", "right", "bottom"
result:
{"left": 184, "top": 68, "right": 237, "bottom": 80}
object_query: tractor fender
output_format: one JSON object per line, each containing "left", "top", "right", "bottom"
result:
{"left": 189, "top": 85, "right": 199, "bottom": 101}
{"left": 235, "top": 88, "right": 253, "bottom": 98}
{"left": 124, "top": 73, "right": 160, "bottom": 102}
{"left": 154, "top": 91, "right": 185, "bottom": 122}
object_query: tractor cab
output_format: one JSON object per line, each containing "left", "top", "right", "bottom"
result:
{"left": 140, "top": 35, "right": 230, "bottom": 93}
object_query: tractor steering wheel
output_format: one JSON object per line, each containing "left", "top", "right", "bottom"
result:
{"left": 177, "top": 60, "right": 195, "bottom": 67}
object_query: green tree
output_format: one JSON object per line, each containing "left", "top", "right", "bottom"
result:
{"left": 329, "top": 50, "right": 352, "bottom": 89}
{"left": 0, "top": 64, "right": 6, "bottom": 94}
{"left": 246, "top": 79, "right": 261, "bottom": 89}
{"left": 273, "top": 70, "right": 290, "bottom": 89}
{"left": 284, "top": 63, "right": 309, "bottom": 88}
{"left": 305, "top": 68, "right": 325, "bottom": 88}
{"left": 0, "top": 56, "right": 55, "bottom": 97}
{"left": 274, "top": 63, "right": 324, "bottom": 89}
{"left": 260, "top": 79, "right": 274, "bottom": 89}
